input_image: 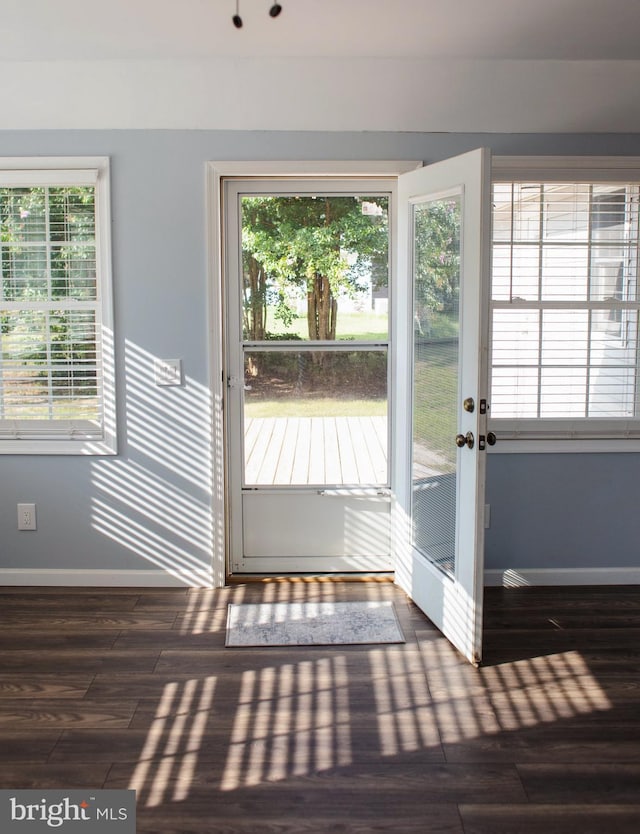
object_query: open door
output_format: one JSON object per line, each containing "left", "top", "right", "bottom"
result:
{"left": 393, "top": 148, "right": 491, "bottom": 665}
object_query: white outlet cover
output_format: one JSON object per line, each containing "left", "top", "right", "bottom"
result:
{"left": 17, "top": 503, "right": 37, "bottom": 531}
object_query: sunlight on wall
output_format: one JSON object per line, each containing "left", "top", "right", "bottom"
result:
{"left": 91, "top": 340, "right": 216, "bottom": 585}
{"left": 123, "top": 341, "right": 213, "bottom": 489}
{"left": 91, "top": 497, "right": 211, "bottom": 584}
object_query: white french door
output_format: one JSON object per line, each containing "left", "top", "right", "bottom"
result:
{"left": 393, "top": 149, "right": 492, "bottom": 665}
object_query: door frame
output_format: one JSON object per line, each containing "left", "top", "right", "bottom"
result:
{"left": 206, "top": 160, "right": 421, "bottom": 585}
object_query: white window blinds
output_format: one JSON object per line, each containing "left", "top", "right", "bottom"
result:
{"left": 490, "top": 180, "right": 640, "bottom": 437}
{"left": 0, "top": 160, "right": 115, "bottom": 454}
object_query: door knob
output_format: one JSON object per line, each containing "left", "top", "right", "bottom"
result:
{"left": 463, "top": 397, "right": 475, "bottom": 413}
{"left": 486, "top": 431, "right": 497, "bottom": 446}
{"left": 455, "top": 431, "right": 475, "bottom": 449}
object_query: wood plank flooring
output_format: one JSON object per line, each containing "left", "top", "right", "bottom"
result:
{"left": 1, "top": 582, "right": 640, "bottom": 832}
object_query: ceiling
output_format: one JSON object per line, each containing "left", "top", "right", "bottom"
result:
{"left": 3, "top": 0, "right": 640, "bottom": 61}
{"left": 2, "top": 0, "right": 640, "bottom": 132}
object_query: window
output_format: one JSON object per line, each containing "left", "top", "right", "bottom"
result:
{"left": 490, "top": 159, "right": 640, "bottom": 445}
{"left": 0, "top": 158, "right": 116, "bottom": 454}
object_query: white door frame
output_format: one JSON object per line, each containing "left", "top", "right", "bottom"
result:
{"left": 206, "top": 160, "right": 421, "bottom": 586}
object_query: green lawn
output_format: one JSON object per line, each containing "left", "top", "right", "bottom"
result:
{"left": 264, "top": 309, "right": 388, "bottom": 341}
{"left": 413, "top": 340, "right": 458, "bottom": 464}
{"left": 264, "top": 307, "right": 458, "bottom": 342}
{"left": 245, "top": 396, "right": 387, "bottom": 418}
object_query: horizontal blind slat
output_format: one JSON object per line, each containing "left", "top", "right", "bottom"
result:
{"left": 490, "top": 180, "right": 640, "bottom": 428}
{"left": 0, "top": 182, "right": 105, "bottom": 435}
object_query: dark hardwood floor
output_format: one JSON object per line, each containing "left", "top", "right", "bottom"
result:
{"left": 1, "top": 581, "right": 640, "bottom": 833}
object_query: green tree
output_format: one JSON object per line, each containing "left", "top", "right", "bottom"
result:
{"left": 241, "top": 195, "right": 388, "bottom": 341}
{"left": 413, "top": 199, "right": 461, "bottom": 333}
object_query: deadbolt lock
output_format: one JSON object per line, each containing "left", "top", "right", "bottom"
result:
{"left": 463, "top": 397, "right": 475, "bottom": 413}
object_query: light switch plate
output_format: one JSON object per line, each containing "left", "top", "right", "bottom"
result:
{"left": 154, "top": 358, "right": 183, "bottom": 386}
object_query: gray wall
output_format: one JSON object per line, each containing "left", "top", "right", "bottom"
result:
{"left": 485, "top": 453, "right": 640, "bottom": 573}
{"left": 1, "top": 130, "right": 639, "bottom": 581}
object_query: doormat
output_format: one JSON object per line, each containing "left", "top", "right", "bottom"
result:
{"left": 225, "top": 600, "right": 405, "bottom": 647}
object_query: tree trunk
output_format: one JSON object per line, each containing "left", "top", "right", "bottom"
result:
{"left": 307, "top": 285, "right": 317, "bottom": 340}
{"left": 244, "top": 256, "right": 267, "bottom": 377}
{"left": 245, "top": 256, "right": 266, "bottom": 341}
{"left": 308, "top": 273, "right": 338, "bottom": 367}
{"left": 308, "top": 273, "right": 337, "bottom": 340}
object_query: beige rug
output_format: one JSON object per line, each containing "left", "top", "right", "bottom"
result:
{"left": 226, "top": 600, "right": 405, "bottom": 647}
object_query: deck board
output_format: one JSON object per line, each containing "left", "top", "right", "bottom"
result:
{"left": 244, "top": 416, "right": 388, "bottom": 485}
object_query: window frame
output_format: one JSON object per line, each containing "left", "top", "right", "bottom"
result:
{"left": 490, "top": 156, "right": 640, "bottom": 453}
{"left": 0, "top": 156, "right": 116, "bottom": 455}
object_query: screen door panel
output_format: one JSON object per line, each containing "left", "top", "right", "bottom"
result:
{"left": 225, "top": 181, "right": 393, "bottom": 573}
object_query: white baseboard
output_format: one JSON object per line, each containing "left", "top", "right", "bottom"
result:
{"left": 0, "top": 569, "right": 216, "bottom": 588}
{"left": 2, "top": 567, "right": 639, "bottom": 589}
{"left": 484, "top": 568, "right": 640, "bottom": 587}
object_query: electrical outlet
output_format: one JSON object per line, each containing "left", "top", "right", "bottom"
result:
{"left": 17, "top": 503, "right": 37, "bottom": 531}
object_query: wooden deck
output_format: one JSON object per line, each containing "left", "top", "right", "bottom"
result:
{"left": 1, "top": 582, "right": 640, "bottom": 832}
{"left": 244, "top": 416, "right": 388, "bottom": 485}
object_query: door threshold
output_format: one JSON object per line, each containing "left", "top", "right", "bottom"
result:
{"left": 226, "top": 572, "right": 395, "bottom": 585}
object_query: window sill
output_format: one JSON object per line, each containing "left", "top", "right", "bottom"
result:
{"left": 0, "top": 439, "right": 117, "bottom": 455}
{"left": 488, "top": 437, "right": 640, "bottom": 454}
{"left": 0, "top": 421, "right": 117, "bottom": 455}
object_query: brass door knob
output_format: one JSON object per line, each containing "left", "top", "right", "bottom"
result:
{"left": 455, "top": 431, "right": 475, "bottom": 449}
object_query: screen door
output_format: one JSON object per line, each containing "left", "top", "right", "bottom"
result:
{"left": 224, "top": 178, "right": 395, "bottom": 574}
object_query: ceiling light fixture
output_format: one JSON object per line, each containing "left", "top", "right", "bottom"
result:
{"left": 232, "top": 2, "right": 283, "bottom": 28}
{"left": 232, "top": 0, "right": 243, "bottom": 28}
